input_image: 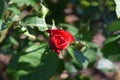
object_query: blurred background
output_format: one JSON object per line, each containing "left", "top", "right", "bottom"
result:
{"left": 0, "top": 0, "right": 120, "bottom": 80}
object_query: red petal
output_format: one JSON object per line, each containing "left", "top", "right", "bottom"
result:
{"left": 65, "top": 31, "right": 74, "bottom": 42}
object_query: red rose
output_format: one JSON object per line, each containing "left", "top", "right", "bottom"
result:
{"left": 47, "top": 29, "right": 74, "bottom": 54}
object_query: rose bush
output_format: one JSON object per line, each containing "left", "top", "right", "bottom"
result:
{"left": 47, "top": 29, "right": 74, "bottom": 54}
{"left": 1, "top": 0, "right": 119, "bottom": 80}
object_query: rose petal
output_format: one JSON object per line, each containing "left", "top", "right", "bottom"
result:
{"left": 47, "top": 29, "right": 74, "bottom": 54}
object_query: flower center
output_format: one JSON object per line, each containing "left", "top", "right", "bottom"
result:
{"left": 54, "top": 35, "right": 68, "bottom": 49}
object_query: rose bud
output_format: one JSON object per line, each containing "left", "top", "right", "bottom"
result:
{"left": 47, "top": 29, "right": 74, "bottom": 54}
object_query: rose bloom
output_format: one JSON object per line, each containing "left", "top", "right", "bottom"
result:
{"left": 47, "top": 29, "right": 74, "bottom": 54}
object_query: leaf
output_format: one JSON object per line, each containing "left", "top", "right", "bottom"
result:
{"left": 102, "top": 38, "right": 120, "bottom": 61}
{"left": 0, "top": 20, "right": 3, "bottom": 31}
{"left": 18, "top": 43, "right": 47, "bottom": 68}
{"left": 18, "top": 26, "right": 36, "bottom": 39}
{"left": 0, "top": 0, "right": 5, "bottom": 18}
{"left": 107, "top": 20, "right": 120, "bottom": 32}
{"left": 65, "top": 62, "right": 77, "bottom": 73}
{"left": 25, "top": 43, "right": 46, "bottom": 52}
{"left": 40, "top": 4, "right": 49, "bottom": 18}
{"left": 86, "top": 42, "right": 98, "bottom": 48}
{"left": 21, "top": 16, "right": 47, "bottom": 31}
{"left": 20, "top": 51, "right": 59, "bottom": 80}
{"left": 7, "top": 69, "right": 19, "bottom": 80}
{"left": 17, "top": 70, "right": 30, "bottom": 77}
{"left": 8, "top": 43, "right": 48, "bottom": 80}
{"left": 67, "top": 47, "right": 88, "bottom": 69}
{"left": 114, "top": 0, "right": 120, "bottom": 18}
{"left": 104, "top": 35, "right": 120, "bottom": 45}
{"left": 84, "top": 48, "right": 97, "bottom": 63}
{"left": 56, "top": 59, "right": 64, "bottom": 74}
{"left": 7, "top": 5, "right": 21, "bottom": 15}
{"left": 9, "top": 36, "right": 19, "bottom": 46}
{"left": 82, "top": 42, "right": 99, "bottom": 63}
{"left": 9, "top": 0, "right": 38, "bottom": 6}
{"left": 74, "top": 50, "right": 89, "bottom": 69}
{"left": 96, "top": 58, "right": 115, "bottom": 72}
{"left": 67, "top": 47, "right": 76, "bottom": 61}
{"left": 59, "top": 23, "right": 78, "bottom": 36}
{"left": 8, "top": 53, "right": 21, "bottom": 69}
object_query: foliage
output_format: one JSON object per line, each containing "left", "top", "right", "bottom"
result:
{"left": 0, "top": 0, "right": 120, "bottom": 80}
{"left": 114, "top": 0, "right": 120, "bottom": 18}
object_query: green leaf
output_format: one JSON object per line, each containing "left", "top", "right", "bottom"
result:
{"left": 74, "top": 50, "right": 89, "bottom": 69}
{"left": 7, "top": 5, "right": 21, "bottom": 15}
{"left": 82, "top": 42, "right": 99, "bottom": 63}
{"left": 9, "top": 0, "right": 38, "bottom": 6}
{"left": 102, "top": 37, "right": 120, "bottom": 61}
{"left": 8, "top": 43, "right": 47, "bottom": 68}
{"left": 25, "top": 43, "right": 47, "bottom": 52}
{"left": 67, "top": 47, "right": 88, "bottom": 69}
{"left": 8, "top": 54, "right": 20, "bottom": 69}
{"left": 9, "top": 36, "right": 19, "bottom": 46}
{"left": 59, "top": 23, "right": 78, "bottom": 36}
{"left": 18, "top": 26, "right": 36, "bottom": 39}
{"left": 104, "top": 35, "right": 120, "bottom": 45}
{"left": 96, "top": 58, "right": 115, "bottom": 72}
{"left": 8, "top": 43, "right": 48, "bottom": 80}
{"left": 41, "top": 4, "right": 49, "bottom": 18}
{"left": 114, "top": 0, "right": 120, "bottom": 18}
{"left": 56, "top": 59, "right": 64, "bottom": 74}
{"left": 19, "top": 43, "right": 47, "bottom": 68}
{"left": 7, "top": 69, "right": 19, "bottom": 80}
{"left": 0, "top": 20, "right": 3, "bottom": 31}
{"left": 21, "top": 16, "right": 47, "bottom": 31}
{"left": 0, "top": 0, "right": 5, "bottom": 18}
{"left": 107, "top": 20, "right": 120, "bottom": 32}
{"left": 17, "top": 70, "right": 30, "bottom": 76}
{"left": 20, "top": 51, "right": 59, "bottom": 80}
{"left": 84, "top": 48, "right": 96, "bottom": 63}
{"left": 67, "top": 47, "right": 76, "bottom": 61}
{"left": 65, "top": 62, "right": 77, "bottom": 73}
{"left": 74, "top": 51, "right": 88, "bottom": 63}
{"left": 86, "top": 42, "right": 98, "bottom": 48}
